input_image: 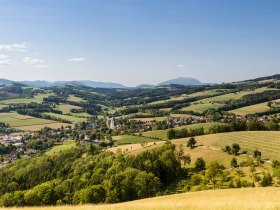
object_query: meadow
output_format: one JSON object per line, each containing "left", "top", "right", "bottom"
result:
{"left": 142, "top": 123, "right": 221, "bottom": 140}
{"left": 3, "top": 187, "right": 280, "bottom": 210}
{"left": 43, "top": 112, "right": 87, "bottom": 123}
{"left": 67, "top": 95, "right": 87, "bottom": 102}
{"left": 0, "top": 112, "right": 70, "bottom": 131}
{"left": 112, "top": 135, "right": 160, "bottom": 145}
{"left": 230, "top": 99, "right": 280, "bottom": 116}
{"left": 45, "top": 141, "right": 76, "bottom": 155}
{"left": 174, "top": 131, "right": 280, "bottom": 161}
{"left": 0, "top": 93, "right": 53, "bottom": 104}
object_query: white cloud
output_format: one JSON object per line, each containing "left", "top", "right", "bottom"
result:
{"left": 0, "top": 43, "right": 27, "bottom": 52}
{"left": 23, "top": 57, "right": 45, "bottom": 65}
{"left": 22, "top": 57, "right": 47, "bottom": 68}
{"left": 177, "top": 64, "right": 185, "bottom": 68}
{"left": 67, "top": 57, "right": 86, "bottom": 62}
{"left": 0, "top": 55, "right": 11, "bottom": 65}
{"left": 35, "top": 64, "right": 48, "bottom": 68}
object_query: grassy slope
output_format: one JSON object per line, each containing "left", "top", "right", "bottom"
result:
{"left": 45, "top": 141, "right": 76, "bottom": 155}
{"left": 4, "top": 187, "right": 280, "bottom": 210}
{"left": 174, "top": 131, "right": 280, "bottom": 161}
{"left": 113, "top": 135, "right": 161, "bottom": 145}
{"left": 0, "top": 93, "right": 53, "bottom": 104}
{"left": 142, "top": 123, "right": 221, "bottom": 140}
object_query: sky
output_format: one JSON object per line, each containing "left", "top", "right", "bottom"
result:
{"left": 0, "top": 0, "right": 280, "bottom": 86}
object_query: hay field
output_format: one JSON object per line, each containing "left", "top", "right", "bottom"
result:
{"left": 3, "top": 187, "right": 280, "bottom": 210}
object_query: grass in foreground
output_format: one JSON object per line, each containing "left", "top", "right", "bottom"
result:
{"left": 3, "top": 187, "right": 280, "bottom": 210}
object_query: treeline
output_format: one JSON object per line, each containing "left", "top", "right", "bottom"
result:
{"left": 167, "top": 119, "right": 279, "bottom": 140}
{"left": 221, "top": 90, "right": 280, "bottom": 111}
{"left": 0, "top": 142, "right": 181, "bottom": 206}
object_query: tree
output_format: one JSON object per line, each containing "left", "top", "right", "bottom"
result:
{"left": 167, "top": 129, "right": 176, "bottom": 140}
{"left": 187, "top": 137, "right": 197, "bottom": 149}
{"left": 230, "top": 157, "right": 238, "bottom": 168}
{"left": 231, "top": 143, "right": 240, "bottom": 156}
{"left": 205, "top": 161, "right": 224, "bottom": 189}
{"left": 195, "top": 157, "right": 206, "bottom": 171}
{"left": 260, "top": 173, "right": 272, "bottom": 187}
{"left": 267, "top": 101, "right": 272, "bottom": 109}
{"left": 223, "top": 145, "right": 232, "bottom": 154}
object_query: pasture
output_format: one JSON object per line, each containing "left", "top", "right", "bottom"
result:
{"left": 3, "top": 187, "right": 280, "bottom": 210}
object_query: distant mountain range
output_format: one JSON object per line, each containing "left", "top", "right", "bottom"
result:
{"left": 0, "top": 77, "right": 211, "bottom": 88}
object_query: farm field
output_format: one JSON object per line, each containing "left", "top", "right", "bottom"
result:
{"left": 0, "top": 93, "right": 53, "bottom": 104}
{"left": 45, "top": 141, "right": 76, "bottom": 155}
{"left": 3, "top": 187, "right": 280, "bottom": 210}
{"left": 56, "top": 104, "right": 82, "bottom": 114}
{"left": 142, "top": 123, "right": 221, "bottom": 140}
{"left": 174, "top": 131, "right": 280, "bottom": 161}
{"left": 113, "top": 135, "right": 160, "bottom": 145}
{"left": 230, "top": 99, "right": 280, "bottom": 116}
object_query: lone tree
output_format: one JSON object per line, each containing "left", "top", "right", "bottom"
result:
{"left": 231, "top": 157, "right": 238, "bottom": 168}
{"left": 253, "top": 150, "right": 262, "bottom": 165}
{"left": 231, "top": 143, "right": 240, "bottom": 156}
{"left": 187, "top": 137, "right": 197, "bottom": 149}
{"left": 195, "top": 157, "right": 206, "bottom": 171}
{"left": 223, "top": 145, "right": 232, "bottom": 154}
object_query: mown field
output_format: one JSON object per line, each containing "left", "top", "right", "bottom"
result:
{"left": 67, "top": 95, "right": 86, "bottom": 102}
{"left": 3, "top": 187, "right": 280, "bottom": 210}
{"left": 230, "top": 99, "right": 280, "bottom": 116}
{"left": 142, "top": 123, "right": 221, "bottom": 140}
{"left": 0, "top": 112, "right": 70, "bottom": 131}
{"left": 181, "top": 103, "right": 224, "bottom": 113}
{"left": 173, "top": 131, "right": 280, "bottom": 161}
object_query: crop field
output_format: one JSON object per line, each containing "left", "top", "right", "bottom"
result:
{"left": 46, "top": 141, "right": 76, "bottom": 155}
{"left": 3, "top": 187, "right": 280, "bottom": 210}
{"left": 67, "top": 95, "right": 87, "bottom": 102}
{"left": 113, "top": 135, "right": 161, "bottom": 145}
{"left": 43, "top": 112, "right": 87, "bottom": 122}
{"left": 174, "top": 131, "right": 280, "bottom": 161}
{"left": 142, "top": 123, "right": 221, "bottom": 140}
{"left": 0, "top": 93, "right": 53, "bottom": 104}
{"left": 230, "top": 99, "right": 280, "bottom": 116}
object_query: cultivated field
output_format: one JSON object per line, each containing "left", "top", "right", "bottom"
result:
{"left": 16, "top": 123, "right": 71, "bottom": 131}
{"left": 181, "top": 103, "right": 224, "bottom": 113}
{"left": 3, "top": 187, "right": 280, "bottom": 210}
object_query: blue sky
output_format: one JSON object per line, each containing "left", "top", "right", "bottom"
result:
{"left": 0, "top": 0, "right": 280, "bottom": 86}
